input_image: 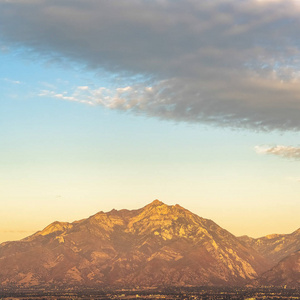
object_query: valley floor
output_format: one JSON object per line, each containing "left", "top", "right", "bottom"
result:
{"left": 0, "top": 287, "right": 300, "bottom": 300}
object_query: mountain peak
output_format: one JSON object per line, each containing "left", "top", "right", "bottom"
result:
{"left": 149, "top": 199, "right": 164, "bottom": 206}
{"left": 37, "top": 221, "right": 73, "bottom": 236}
{"left": 141, "top": 200, "right": 195, "bottom": 220}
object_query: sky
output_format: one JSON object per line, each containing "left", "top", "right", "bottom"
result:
{"left": 1, "top": 0, "right": 300, "bottom": 243}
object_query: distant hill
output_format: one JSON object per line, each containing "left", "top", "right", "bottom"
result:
{"left": 238, "top": 228, "right": 300, "bottom": 266}
{"left": 0, "top": 200, "right": 298, "bottom": 288}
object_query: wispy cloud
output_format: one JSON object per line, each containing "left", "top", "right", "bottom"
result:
{"left": 0, "top": 44, "right": 9, "bottom": 52}
{"left": 39, "top": 84, "right": 158, "bottom": 110}
{"left": 2, "top": 78, "right": 21, "bottom": 84}
{"left": 39, "top": 88, "right": 95, "bottom": 106}
{"left": 255, "top": 145, "right": 300, "bottom": 159}
{"left": 2, "top": 0, "right": 300, "bottom": 130}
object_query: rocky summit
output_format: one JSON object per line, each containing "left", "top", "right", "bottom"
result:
{"left": 0, "top": 200, "right": 298, "bottom": 288}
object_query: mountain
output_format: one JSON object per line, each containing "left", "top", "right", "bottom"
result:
{"left": 255, "top": 250, "right": 300, "bottom": 288}
{"left": 0, "top": 200, "right": 270, "bottom": 288}
{"left": 238, "top": 228, "right": 300, "bottom": 266}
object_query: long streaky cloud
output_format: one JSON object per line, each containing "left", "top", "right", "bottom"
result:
{"left": 255, "top": 145, "right": 300, "bottom": 159}
{"left": 2, "top": 0, "right": 300, "bottom": 130}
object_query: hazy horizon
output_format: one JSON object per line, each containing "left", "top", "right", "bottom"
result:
{"left": 1, "top": 0, "right": 300, "bottom": 244}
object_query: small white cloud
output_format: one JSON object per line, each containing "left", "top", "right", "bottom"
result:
{"left": 2, "top": 78, "right": 21, "bottom": 84}
{"left": 77, "top": 86, "right": 89, "bottom": 91}
{"left": 255, "top": 145, "right": 300, "bottom": 159}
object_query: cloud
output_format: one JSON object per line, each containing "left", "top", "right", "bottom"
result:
{"left": 2, "top": 78, "right": 21, "bottom": 84}
{"left": 39, "top": 88, "right": 95, "bottom": 106}
{"left": 2, "top": 0, "right": 300, "bottom": 130}
{"left": 255, "top": 145, "right": 300, "bottom": 159}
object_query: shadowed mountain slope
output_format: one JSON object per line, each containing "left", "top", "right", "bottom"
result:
{"left": 255, "top": 250, "right": 300, "bottom": 288}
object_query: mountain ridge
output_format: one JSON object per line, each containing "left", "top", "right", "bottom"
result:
{"left": 0, "top": 200, "right": 298, "bottom": 288}
{"left": 238, "top": 227, "right": 300, "bottom": 266}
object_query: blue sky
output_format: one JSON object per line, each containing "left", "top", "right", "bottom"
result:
{"left": 1, "top": 0, "right": 300, "bottom": 243}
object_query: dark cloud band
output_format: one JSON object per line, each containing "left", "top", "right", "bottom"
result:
{"left": 1, "top": 0, "right": 300, "bottom": 130}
